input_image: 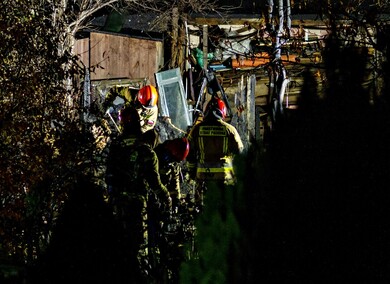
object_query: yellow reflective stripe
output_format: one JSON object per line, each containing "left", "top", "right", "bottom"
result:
{"left": 199, "top": 126, "right": 227, "bottom": 136}
{"left": 199, "top": 136, "right": 205, "bottom": 162}
{"left": 197, "top": 167, "right": 234, "bottom": 173}
{"left": 187, "top": 163, "right": 196, "bottom": 170}
{"left": 199, "top": 161, "right": 233, "bottom": 168}
{"left": 223, "top": 137, "right": 228, "bottom": 153}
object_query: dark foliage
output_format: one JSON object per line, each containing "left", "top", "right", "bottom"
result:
{"left": 237, "top": 34, "right": 390, "bottom": 283}
{"left": 28, "top": 176, "right": 140, "bottom": 284}
{"left": 0, "top": 0, "right": 97, "bottom": 277}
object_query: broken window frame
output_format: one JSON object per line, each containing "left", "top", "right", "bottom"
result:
{"left": 155, "top": 68, "right": 192, "bottom": 132}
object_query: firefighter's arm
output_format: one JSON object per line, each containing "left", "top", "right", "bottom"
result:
{"left": 145, "top": 151, "right": 172, "bottom": 208}
{"left": 236, "top": 132, "right": 244, "bottom": 153}
{"left": 185, "top": 130, "right": 197, "bottom": 179}
{"left": 231, "top": 127, "right": 244, "bottom": 154}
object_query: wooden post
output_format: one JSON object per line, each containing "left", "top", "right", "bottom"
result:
{"left": 247, "top": 74, "right": 256, "bottom": 144}
{"left": 170, "top": 7, "right": 179, "bottom": 69}
{"left": 203, "top": 25, "right": 208, "bottom": 70}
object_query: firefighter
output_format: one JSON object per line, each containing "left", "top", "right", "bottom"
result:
{"left": 105, "top": 106, "right": 143, "bottom": 206}
{"left": 155, "top": 137, "right": 190, "bottom": 208}
{"left": 186, "top": 97, "right": 244, "bottom": 205}
{"left": 106, "top": 110, "right": 171, "bottom": 281}
{"left": 104, "top": 106, "right": 145, "bottom": 281}
{"left": 134, "top": 85, "right": 159, "bottom": 133}
{"left": 154, "top": 137, "right": 190, "bottom": 281}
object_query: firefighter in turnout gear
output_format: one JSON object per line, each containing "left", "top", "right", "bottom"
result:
{"left": 105, "top": 106, "right": 143, "bottom": 205}
{"left": 108, "top": 127, "right": 172, "bottom": 229}
{"left": 187, "top": 97, "right": 244, "bottom": 204}
{"left": 105, "top": 106, "right": 145, "bottom": 281}
{"left": 105, "top": 109, "right": 171, "bottom": 281}
{"left": 135, "top": 85, "right": 159, "bottom": 133}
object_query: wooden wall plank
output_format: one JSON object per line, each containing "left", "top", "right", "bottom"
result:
{"left": 139, "top": 39, "right": 149, "bottom": 80}
{"left": 146, "top": 40, "right": 158, "bottom": 86}
{"left": 89, "top": 33, "right": 110, "bottom": 79}
{"left": 124, "top": 36, "right": 134, "bottom": 79}
{"left": 128, "top": 37, "right": 140, "bottom": 79}
{"left": 75, "top": 32, "right": 163, "bottom": 83}
{"left": 73, "top": 38, "right": 90, "bottom": 68}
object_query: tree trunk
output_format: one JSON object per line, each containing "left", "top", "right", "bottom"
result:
{"left": 170, "top": 7, "right": 179, "bottom": 69}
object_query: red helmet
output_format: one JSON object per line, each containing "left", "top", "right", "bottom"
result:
{"left": 137, "top": 85, "right": 158, "bottom": 108}
{"left": 164, "top": 137, "right": 190, "bottom": 162}
{"left": 205, "top": 97, "right": 227, "bottom": 119}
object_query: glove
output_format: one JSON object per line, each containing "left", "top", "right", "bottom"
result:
{"left": 158, "top": 190, "right": 172, "bottom": 212}
{"left": 167, "top": 196, "right": 172, "bottom": 211}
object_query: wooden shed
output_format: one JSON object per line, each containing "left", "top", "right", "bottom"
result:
{"left": 73, "top": 31, "right": 164, "bottom": 86}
